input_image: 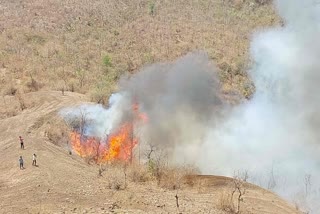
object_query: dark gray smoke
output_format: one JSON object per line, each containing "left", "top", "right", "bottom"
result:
{"left": 119, "top": 51, "right": 224, "bottom": 163}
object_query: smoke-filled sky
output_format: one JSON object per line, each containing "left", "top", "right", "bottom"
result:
{"left": 61, "top": 0, "right": 320, "bottom": 212}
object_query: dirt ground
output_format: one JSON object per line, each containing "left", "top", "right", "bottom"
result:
{"left": 0, "top": 91, "right": 301, "bottom": 214}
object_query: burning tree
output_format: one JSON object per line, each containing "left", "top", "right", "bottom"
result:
{"left": 67, "top": 101, "right": 147, "bottom": 164}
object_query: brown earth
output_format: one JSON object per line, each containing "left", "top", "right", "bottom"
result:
{"left": 0, "top": 91, "right": 301, "bottom": 214}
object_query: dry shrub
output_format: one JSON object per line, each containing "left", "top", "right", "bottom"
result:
{"left": 182, "top": 170, "right": 202, "bottom": 188}
{"left": 90, "top": 88, "right": 109, "bottom": 105}
{"left": 106, "top": 163, "right": 127, "bottom": 190}
{"left": 159, "top": 168, "right": 182, "bottom": 190}
{"left": 217, "top": 172, "right": 249, "bottom": 213}
{"left": 254, "top": 0, "right": 272, "bottom": 5}
{"left": 25, "top": 77, "right": 43, "bottom": 92}
{"left": 2, "top": 84, "right": 17, "bottom": 96}
{"left": 0, "top": 108, "right": 19, "bottom": 119}
{"left": 108, "top": 171, "right": 123, "bottom": 190}
{"left": 1, "top": 86, "right": 38, "bottom": 117}
{"left": 46, "top": 125, "right": 69, "bottom": 146}
{"left": 218, "top": 191, "right": 235, "bottom": 213}
{"left": 89, "top": 81, "right": 112, "bottom": 105}
{"left": 45, "top": 116, "right": 70, "bottom": 146}
{"left": 0, "top": 95, "right": 20, "bottom": 119}
{"left": 184, "top": 176, "right": 196, "bottom": 187}
{"left": 129, "top": 164, "right": 151, "bottom": 183}
{"left": 159, "top": 165, "right": 200, "bottom": 190}
{"left": 230, "top": 0, "right": 271, "bottom": 9}
{"left": 103, "top": 162, "right": 199, "bottom": 190}
{"left": 230, "top": 0, "right": 245, "bottom": 8}
{"left": 15, "top": 90, "right": 27, "bottom": 111}
{"left": 144, "top": 144, "right": 199, "bottom": 189}
{"left": 67, "top": 79, "right": 78, "bottom": 93}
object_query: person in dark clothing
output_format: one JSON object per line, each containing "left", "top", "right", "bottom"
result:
{"left": 19, "top": 156, "right": 24, "bottom": 169}
{"left": 19, "top": 136, "right": 24, "bottom": 149}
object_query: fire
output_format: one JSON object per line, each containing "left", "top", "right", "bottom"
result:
{"left": 100, "top": 123, "right": 138, "bottom": 162}
{"left": 70, "top": 132, "right": 101, "bottom": 161}
{"left": 133, "top": 102, "right": 148, "bottom": 123}
{"left": 69, "top": 103, "right": 145, "bottom": 163}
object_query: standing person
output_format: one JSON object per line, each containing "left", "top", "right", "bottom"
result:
{"left": 19, "top": 156, "right": 24, "bottom": 169}
{"left": 32, "top": 154, "right": 37, "bottom": 166}
{"left": 19, "top": 136, "right": 24, "bottom": 149}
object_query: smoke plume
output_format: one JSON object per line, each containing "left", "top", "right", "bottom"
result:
{"left": 198, "top": 0, "right": 320, "bottom": 212}
{"left": 60, "top": 0, "right": 320, "bottom": 212}
{"left": 119, "top": 51, "right": 224, "bottom": 163}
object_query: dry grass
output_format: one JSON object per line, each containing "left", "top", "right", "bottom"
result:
{"left": 0, "top": 0, "right": 280, "bottom": 104}
{"left": 0, "top": 89, "right": 36, "bottom": 119}
{"left": 0, "top": 98, "right": 20, "bottom": 119}
{"left": 218, "top": 191, "right": 236, "bottom": 213}
{"left": 108, "top": 171, "right": 127, "bottom": 190}
{"left": 96, "top": 160, "right": 200, "bottom": 192}
{"left": 157, "top": 165, "right": 200, "bottom": 190}
{"left": 98, "top": 162, "right": 129, "bottom": 190}
{"left": 129, "top": 163, "right": 152, "bottom": 183}
{"left": 44, "top": 117, "right": 70, "bottom": 147}
{"left": 2, "top": 84, "right": 17, "bottom": 96}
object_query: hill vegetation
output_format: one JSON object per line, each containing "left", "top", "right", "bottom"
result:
{"left": 0, "top": 0, "right": 278, "bottom": 105}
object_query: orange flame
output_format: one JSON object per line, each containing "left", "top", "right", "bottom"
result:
{"left": 69, "top": 103, "right": 146, "bottom": 163}
{"left": 100, "top": 123, "right": 138, "bottom": 162}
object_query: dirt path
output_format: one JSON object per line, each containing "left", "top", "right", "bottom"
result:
{"left": 0, "top": 91, "right": 301, "bottom": 214}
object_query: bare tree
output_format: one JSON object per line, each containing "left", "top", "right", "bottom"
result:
{"left": 175, "top": 192, "right": 180, "bottom": 213}
{"left": 64, "top": 107, "right": 91, "bottom": 137}
{"left": 231, "top": 171, "right": 248, "bottom": 214}
{"left": 144, "top": 143, "right": 168, "bottom": 185}
{"left": 267, "top": 164, "right": 277, "bottom": 190}
{"left": 146, "top": 143, "right": 156, "bottom": 161}
{"left": 304, "top": 174, "right": 311, "bottom": 196}
{"left": 79, "top": 108, "right": 89, "bottom": 137}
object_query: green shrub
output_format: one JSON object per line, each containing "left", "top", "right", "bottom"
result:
{"left": 149, "top": 1, "right": 155, "bottom": 16}
{"left": 103, "top": 54, "right": 112, "bottom": 68}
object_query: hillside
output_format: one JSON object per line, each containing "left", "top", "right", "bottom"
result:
{"left": 0, "top": 91, "right": 300, "bottom": 213}
{"left": 0, "top": 0, "right": 307, "bottom": 213}
{"left": 0, "top": 0, "right": 279, "bottom": 103}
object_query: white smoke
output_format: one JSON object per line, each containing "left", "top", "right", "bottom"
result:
{"left": 198, "top": 0, "right": 320, "bottom": 212}
{"left": 60, "top": 0, "right": 320, "bottom": 212}
{"left": 60, "top": 93, "right": 131, "bottom": 139}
